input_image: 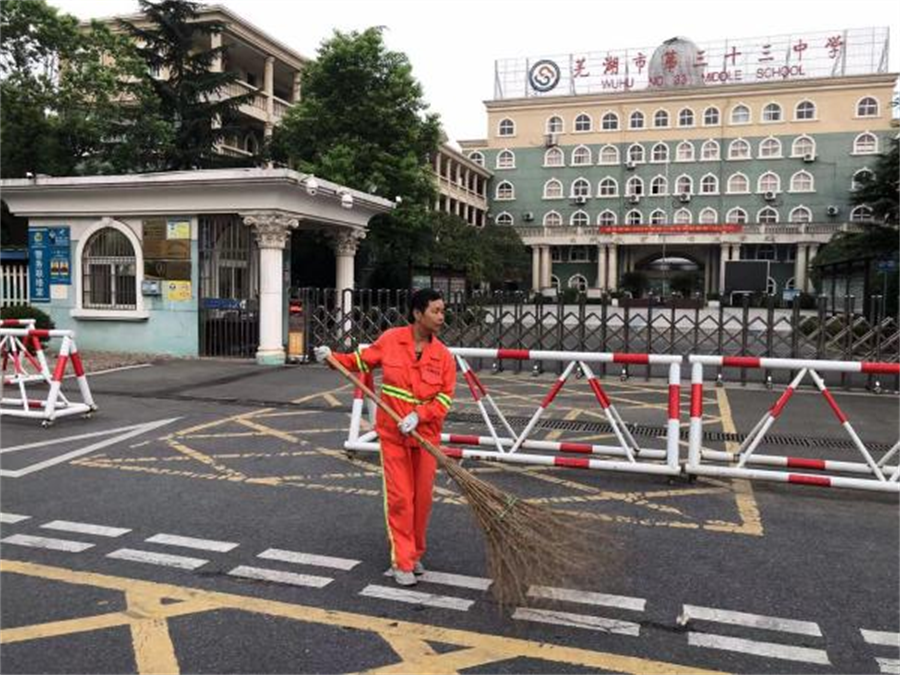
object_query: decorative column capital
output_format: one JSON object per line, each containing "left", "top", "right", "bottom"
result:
{"left": 242, "top": 211, "right": 299, "bottom": 250}
{"left": 331, "top": 228, "right": 366, "bottom": 256}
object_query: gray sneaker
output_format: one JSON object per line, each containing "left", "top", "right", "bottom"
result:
{"left": 392, "top": 568, "right": 417, "bottom": 586}
{"left": 413, "top": 561, "right": 425, "bottom": 576}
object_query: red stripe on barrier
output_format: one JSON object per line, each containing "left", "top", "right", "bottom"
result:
{"left": 786, "top": 457, "right": 827, "bottom": 470}
{"left": 443, "top": 447, "right": 463, "bottom": 459}
{"left": 559, "top": 442, "right": 594, "bottom": 454}
{"left": 447, "top": 434, "right": 481, "bottom": 445}
{"left": 353, "top": 387, "right": 364, "bottom": 400}
{"left": 770, "top": 387, "right": 795, "bottom": 417}
{"left": 1, "top": 319, "right": 23, "bottom": 326}
{"left": 861, "top": 362, "right": 900, "bottom": 375}
{"left": 469, "top": 370, "right": 488, "bottom": 396}
{"left": 722, "top": 356, "right": 761, "bottom": 369}
{"left": 52, "top": 355, "right": 68, "bottom": 382}
{"left": 496, "top": 349, "right": 530, "bottom": 360}
{"left": 541, "top": 378, "right": 566, "bottom": 408}
{"left": 28, "top": 329, "right": 51, "bottom": 339}
{"left": 788, "top": 474, "right": 831, "bottom": 487}
{"left": 613, "top": 353, "right": 649, "bottom": 365}
{"left": 28, "top": 400, "right": 45, "bottom": 409}
{"left": 668, "top": 384, "right": 680, "bottom": 420}
{"left": 555, "top": 456, "right": 590, "bottom": 469}
{"left": 463, "top": 370, "right": 482, "bottom": 401}
{"left": 587, "top": 378, "right": 611, "bottom": 409}
{"left": 690, "top": 383, "right": 703, "bottom": 417}
{"left": 820, "top": 388, "right": 849, "bottom": 424}
{"left": 30, "top": 335, "right": 42, "bottom": 354}
{"left": 70, "top": 352, "right": 85, "bottom": 377}
{"left": 23, "top": 349, "right": 40, "bottom": 370}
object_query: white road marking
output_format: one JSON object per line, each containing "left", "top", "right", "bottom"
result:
{"left": 1, "top": 534, "right": 93, "bottom": 552}
{"left": 107, "top": 548, "right": 207, "bottom": 570}
{"left": 41, "top": 520, "right": 130, "bottom": 538}
{"left": 382, "top": 568, "right": 492, "bottom": 591}
{"left": 513, "top": 607, "right": 641, "bottom": 636}
{"left": 681, "top": 604, "right": 822, "bottom": 636}
{"left": 0, "top": 512, "right": 30, "bottom": 524}
{"left": 876, "top": 657, "right": 900, "bottom": 674}
{"left": 862, "top": 629, "right": 900, "bottom": 647}
{"left": 688, "top": 632, "right": 831, "bottom": 665}
{"left": 529, "top": 585, "right": 645, "bottom": 611}
{"left": 360, "top": 584, "right": 474, "bottom": 611}
{"left": 258, "top": 547, "right": 360, "bottom": 570}
{"left": 228, "top": 565, "right": 333, "bottom": 588}
{"left": 145, "top": 533, "right": 237, "bottom": 553}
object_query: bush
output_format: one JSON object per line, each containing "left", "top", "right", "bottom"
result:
{"left": 560, "top": 288, "right": 581, "bottom": 304}
{"left": 1, "top": 305, "right": 55, "bottom": 331}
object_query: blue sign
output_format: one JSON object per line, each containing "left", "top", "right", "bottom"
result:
{"left": 876, "top": 259, "right": 898, "bottom": 273}
{"left": 201, "top": 298, "right": 243, "bottom": 310}
{"left": 28, "top": 227, "right": 71, "bottom": 303}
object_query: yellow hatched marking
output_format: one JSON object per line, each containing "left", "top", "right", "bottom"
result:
{"left": 166, "top": 438, "right": 245, "bottom": 480}
{"left": 289, "top": 383, "right": 352, "bottom": 404}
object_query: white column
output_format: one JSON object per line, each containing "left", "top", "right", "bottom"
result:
{"left": 333, "top": 229, "right": 365, "bottom": 343}
{"left": 264, "top": 56, "right": 275, "bottom": 140}
{"left": 541, "top": 246, "right": 552, "bottom": 289}
{"left": 596, "top": 245, "right": 607, "bottom": 291}
{"left": 719, "top": 243, "right": 730, "bottom": 294}
{"left": 532, "top": 247, "right": 541, "bottom": 291}
{"left": 210, "top": 32, "right": 223, "bottom": 72}
{"left": 292, "top": 71, "right": 302, "bottom": 103}
{"left": 805, "top": 244, "right": 819, "bottom": 292}
{"left": 608, "top": 244, "right": 618, "bottom": 291}
{"left": 243, "top": 212, "right": 298, "bottom": 365}
{"left": 794, "top": 244, "right": 806, "bottom": 294}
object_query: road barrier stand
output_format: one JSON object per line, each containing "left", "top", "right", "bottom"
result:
{"left": 0, "top": 328, "right": 97, "bottom": 426}
{"left": 0, "top": 319, "right": 51, "bottom": 386}
{"left": 687, "top": 355, "right": 900, "bottom": 493}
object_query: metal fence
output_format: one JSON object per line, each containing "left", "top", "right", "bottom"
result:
{"left": 299, "top": 288, "right": 900, "bottom": 390}
{"left": 1, "top": 263, "right": 29, "bottom": 307}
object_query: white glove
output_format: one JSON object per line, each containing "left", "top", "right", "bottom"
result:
{"left": 314, "top": 345, "right": 332, "bottom": 363}
{"left": 398, "top": 411, "right": 419, "bottom": 435}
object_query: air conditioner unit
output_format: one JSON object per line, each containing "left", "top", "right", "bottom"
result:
{"left": 545, "top": 133, "right": 559, "bottom": 147}
{"left": 826, "top": 205, "right": 840, "bottom": 217}
{"left": 628, "top": 194, "right": 640, "bottom": 204}
{"left": 764, "top": 190, "right": 777, "bottom": 201}
{"left": 803, "top": 153, "right": 816, "bottom": 163}
{"left": 626, "top": 160, "right": 637, "bottom": 170}
{"left": 679, "top": 192, "right": 691, "bottom": 203}
{"left": 522, "top": 211, "right": 535, "bottom": 222}
{"left": 574, "top": 196, "right": 588, "bottom": 205}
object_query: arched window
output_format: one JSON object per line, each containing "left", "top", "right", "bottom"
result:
{"left": 626, "top": 209, "right": 643, "bottom": 225}
{"left": 790, "top": 170, "right": 814, "bottom": 192}
{"left": 574, "top": 113, "right": 592, "bottom": 132}
{"left": 498, "top": 118, "right": 515, "bottom": 136}
{"left": 700, "top": 174, "right": 719, "bottom": 194}
{"left": 727, "top": 173, "right": 750, "bottom": 193}
{"left": 699, "top": 207, "right": 718, "bottom": 224}
{"left": 653, "top": 109, "right": 670, "bottom": 128}
{"left": 81, "top": 226, "right": 138, "bottom": 310}
{"left": 546, "top": 115, "right": 564, "bottom": 134}
{"left": 468, "top": 151, "right": 484, "bottom": 166}
{"left": 597, "top": 177, "right": 618, "bottom": 197}
{"left": 791, "top": 135, "right": 816, "bottom": 158}
{"left": 550, "top": 275, "right": 560, "bottom": 292}
{"left": 571, "top": 178, "right": 591, "bottom": 199}
{"left": 703, "top": 106, "right": 720, "bottom": 126}
{"left": 543, "top": 178, "right": 563, "bottom": 199}
{"left": 853, "top": 132, "right": 878, "bottom": 154}
{"left": 701, "top": 139, "right": 720, "bottom": 161}
{"left": 598, "top": 210, "right": 617, "bottom": 226}
{"left": 625, "top": 176, "right": 644, "bottom": 196}
{"left": 651, "top": 142, "right": 669, "bottom": 162}
{"left": 629, "top": 110, "right": 645, "bottom": 129}
{"left": 675, "top": 175, "right": 693, "bottom": 195}
{"left": 601, "top": 111, "right": 619, "bottom": 130}
{"left": 495, "top": 180, "right": 514, "bottom": 200}
{"left": 852, "top": 168, "right": 874, "bottom": 191}
{"left": 650, "top": 175, "right": 668, "bottom": 195}
{"left": 543, "top": 211, "right": 562, "bottom": 226}
{"left": 850, "top": 205, "right": 874, "bottom": 222}
{"left": 676, "top": 141, "right": 694, "bottom": 162}
{"left": 795, "top": 100, "right": 816, "bottom": 120}
{"left": 678, "top": 108, "right": 694, "bottom": 127}
{"left": 496, "top": 149, "right": 515, "bottom": 169}
{"left": 758, "top": 172, "right": 780, "bottom": 194}
{"left": 571, "top": 145, "right": 592, "bottom": 166}
{"left": 673, "top": 208, "right": 692, "bottom": 224}
{"left": 649, "top": 209, "right": 666, "bottom": 225}
{"left": 495, "top": 212, "right": 513, "bottom": 226}
{"left": 627, "top": 143, "right": 645, "bottom": 163}
{"left": 726, "top": 207, "right": 748, "bottom": 224}
{"left": 856, "top": 97, "right": 879, "bottom": 117}
{"left": 728, "top": 138, "right": 751, "bottom": 160}
{"left": 599, "top": 144, "right": 620, "bottom": 165}
{"left": 544, "top": 147, "right": 564, "bottom": 167}
{"left": 762, "top": 103, "right": 783, "bottom": 122}
{"left": 789, "top": 206, "right": 812, "bottom": 223}
{"left": 730, "top": 104, "right": 750, "bottom": 124}
{"left": 758, "top": 137, "right": 782, "bottom": 158}
{"left": 757, "top": 207, "right": 779, "bottom": 224}
{"left": 570, "top": 210, "right": 590, "bottom": 226}
{"left": 568, "top": 274, "right": 588, "bottom": 292}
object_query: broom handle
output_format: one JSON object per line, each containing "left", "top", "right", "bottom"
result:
{"left": 326, "top": 354, "right": 445, "bottom": 460}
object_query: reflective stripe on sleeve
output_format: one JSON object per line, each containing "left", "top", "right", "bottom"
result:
{"left": 436, "top": 392, "right": 452, "bottom": 409}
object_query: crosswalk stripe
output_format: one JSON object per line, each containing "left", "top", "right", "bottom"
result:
{"left": 688, "top": 632, "right": 831, "bottom": 665}
{"left": 0, "top": 512, "right": 30, "bottom": 524}
{"left": 529, "top": 585, "right": 645, "bottom": 611}
{"left": 876, "top": 657, "right": 900, "bottom": 674}
{"left": 41, "top": 520, "right": 131, "bottom": 538}
{"left": 145, "top": 533, "right": 237, "bottom": 553}
{"left": 258, "top": 548, "right": 360, "bottom": 571}
{"left": 862, "top": 629, "right": 900, "bottom": 647}
{"left": 513, "top": 607, "right": 641, "bottom": 636}
{"left": 681, "top": 604, "right": 822, "bottom": 636}
{"left": 0, "top": 534, "right": 93, "bottom": 553}
{"left": 382, "top": 568, "right": 492, "bottom": 591}
{"left": 228, "top": 565, "right": 333, "bottom": 588}
{"left": 360, "top": 584, "right": 474, "bottom": 611}
{"left": 107, "top": 548, "right": 208, "bottom": 570}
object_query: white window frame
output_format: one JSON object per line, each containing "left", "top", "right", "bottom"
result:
{"left": 790, "top": 170, "right": 814, "bottom": 193}
{"left": 650, "top": 175, "right": 668, "bottom": 196}
{"left": 495, "top": 180, "right": 515, "bottom": 200}
{"left": 497, "top": 118, "right": 516, "bottom": 137}
{"left": 597, "top": 210, "right": 617, "bottom": 226}
{"left": 546, "top": 115, "right": 564, "bottom": 134}
{"left": 569, "top": 247, "right": 590, "bottom": 263}
{"left": 791, "top": 135, "right": 816, "bottom": 158}
{"left": 676, "top": 140, "right": 695, "bottom": 162}
{"left": 495, "top": 148, "right": 516, "bottom": 170}
{"left": 726, "top": 207, "right": 748, "bottom": 224}
{"left": 650, "top": 142, "right": 669, "bottom": 163}
{"left": 649, "top": 209, "right": 666, "bottom": 225}
{"left": 629, "top": 110, "right": 645, "bottom": 129}
{"left": 625, "top": 175, "right": 644, "bottom": 196}
{"left": 789, "top": 205, "right": 812, "bottom": 223}
{"left": 574, "top": 112, "right": 593, "bottom": 132}
{"left": 570, "top": 177, "right": 591, "bottom": 199}
{"left": 543, "top": 178, "right": 564, "bottom": 199}
{"left": 730, "top": 103, "right": 751, "bottom": 125}
{"left": 853, "top": 132, "right": 878, "bottom": 155}
{"left": 757, "top": 206, "right": 780, "bottom": 224}
{"left": 571, "top": 145, "right": 592, "bottom": 166}
{"left": 678, "top": 107, "right": 695, "bottom": 128}
{"left": 570, "top": 210, "right": 590, "bottom": 226}
{"left": 598, "top": 144, "right": 620, "bottom": 165}
{"left": 567, "top": 273, "right": 588, "bottom": 290}
{"left": 700, "top": 173, "right": 719, "bottom": 195}
{"left": 627, "top": 143, "right": 645, "bottom": 164}
{"left": 700, "top": 139, "right": 720, "bottom": 161}
{"left": 855, "top": 96, "right": 879, "bottom": 118}
{"left": 851, "top": 167, "right": 874, "bottom": 192}
{"left": 673, "top": 208, "right": 692, "bottom": 224}
{"left": 758, "top": 137, "right": 782, "bottom": 159}
{"left": 550, "top": 275, "right": 560, "bottom": 291}
{"left": 597, "top": 177, "right": 619, "bottom": 197}
{"left": 543, "top": 210, "right": 563, "bottom": 227}
{"left": 495, "top": 212, "right": 514, "bottom": 226}
{"left": 653, "top": 109, "right": 670, "bottom": 128}
{"left": 467, "top": 151, "right": 485, "bottom": 166}
{"left": 699, "top": 207, "right": 718, "bottom": 224}
{"left": 727, "top": 172, "right": 750, "bottom": 194}
{"left": 543, "top": 147, "right": 565, "bottom": 167}
{"left": 728, "top": 138, "right": 751, "bottom": 160}
{"left": 761, "top": 102, "right": 783, "bottom": 123}
{"left": 601, "top": 111, "right": 619, "bottom": 131}
{"left": 794, "top": 100, "right": 816, "bottom": 121}
{"left": 703, "top": 106, "right": 720, "bottom": 126}
{"left": 757, "top": 172, "right": 781, "bottom": 194}
{"left": 850, "top": 205, "right": 874, "bottom": 222}
{"left": 625, "top": 209, "right": 643, "bottom": 225}
{"left": 675, "top": 174, "right": 693, "bottom": 195}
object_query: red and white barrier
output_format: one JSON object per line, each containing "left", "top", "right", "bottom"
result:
{"left": 687, "top": 355, "right": 900, "bottom": 493}
{"left": 0, "top": 328, "right": 97, "bottom": 426}
{"left": 345, "top": 347, "right": 683, "bottom": 477}
{"left": 1, "top": 319, "right": 52, "bottom": 386}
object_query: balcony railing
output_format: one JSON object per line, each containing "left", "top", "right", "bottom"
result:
{"left": 222, "top": 80, "right": 267, "bottom": 112}
{"left": 272, "top": 96, "right": 291, "bottom": 120}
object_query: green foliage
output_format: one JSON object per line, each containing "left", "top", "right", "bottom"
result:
{"left": 620, "top": 271, "right": 648, "bottom": 297}
{"left": 670, "top": 271, "right": 702, "bottom": 297}
{"left": 851, "top": 137, "right": 899, "bottom": 226}
{"left": 1, "top": 304, "right": 55, "bottom": 331}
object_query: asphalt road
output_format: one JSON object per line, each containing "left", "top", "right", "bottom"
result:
{"left": 1, "top": 359, "right": 898, "bottom": 674}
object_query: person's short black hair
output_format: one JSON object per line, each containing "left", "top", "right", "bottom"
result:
{"left": 409, "top": 288, "right": 443, "bottom": 321}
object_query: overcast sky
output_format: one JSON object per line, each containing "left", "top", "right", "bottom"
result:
{"left": 51, "top": 0, "right": 900, "bottom": 142}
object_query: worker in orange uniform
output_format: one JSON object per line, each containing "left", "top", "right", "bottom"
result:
{"left": 315, "top": 289, "right": 456, "bottom": 587}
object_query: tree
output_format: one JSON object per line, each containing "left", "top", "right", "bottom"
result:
{"left": 270, "top": 27, "right": 441, "bottom": 286}
{"left": 620, "top": 271, "right": 649, "bottom": 298}
{"left": 476, "top": 223, "right": 530, "bottom": 289}
{"left": 851, "top": 136, "right": 899, "bottom": 226}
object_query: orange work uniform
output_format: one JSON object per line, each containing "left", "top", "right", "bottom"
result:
{"left": 332, "top": 326, "right": 456, "bottom": 572}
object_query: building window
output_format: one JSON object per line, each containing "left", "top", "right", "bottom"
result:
{"left": 571, "top": 178, "right": 591, "bottom": 199}
{"left": 495, "top": 181, "right": 514, "bottom": 200}
{"left": 495, "top": 212, "right": 513, "bottom": 226}
{"left": 626, "top": 209, "right": 642, "bottom": 225}
{"left": 728, "top": 138, "right": 751, "bottom": 160}
{"left": 651, "top": 142, "right": 669, "bottom": 162}
{"left": 571, "top": 145, "right": 592, "bottom": 166}
{"left": 574, "top": 113, "right": 592, "bottom": 132}
{"left": 598, "top": 210, "right": 617, "bottom": 226}
{"left": 543, "top": 211, "right": 562, "bottom": 226}
{"left": 790, "top": 170, "right": 814, "bottom": 192}
{"left": 601, "top": 111, "right": 619, "bottom": 130}
{"left": 850, "top": 205, "right": 874, "bottom": 222}
{"left": 758, "top": 137, "right": 782, "bottom": 158}
{"left": 856, "top": 97, "right": 879, "bottom": 117}
{"left": 468, "top": 151, "right": 484, "bottom": 166}
{"left": 726, "top": 207, "right": 748, "bottom": 224}
{"left": 703, "top": 106, "right": 720, "bottom": 126}
{"left": 700, "top": 174, "right": 719, "bottom": 194}
{"left": 496, "top": 149, "right": 515, "bottom": 169}
{"left": 727, "top": 173, "right": 750, "bottom": 194}
{"left": 757, "top": 244, "right": 776, "bottom": 260}
{"left": 627, "top": 143, "right": 645, "bottom": 163}
{"left": 546, "top": 115, "right": 564, "bottom": 134}
{"left": 569, "top": 247, "right": 590, "bottom": 263}
{"left": 762, "top": 103, "right": 783, "bottom": 122}
{"left": 81, "top": 226, "right": 137, "bottom": 310}
{"left": 498, "top": 118, "right": 515, "bottom": 136}
{"left": 701, "top": 139, "right": 720, "bottom": 161}
{"left": 543, "top": 178, "right": 563, "bottom": 199}
{"left": 544, "top": 147, "right": 564, "bottom": 167}
{"left": 598, "top": 144, "right": 619, "bottom": 165}
{"left": 570, "top": 210, "right": 590, "bottom": 226}
{"left": 673, "top": 208, "right": 692, "bottom": 224}
{"left": 676, "top": 141, "right": 694, "bottom": 162}
{"left": 851, "top": 168, "right": 874, "bottom": 191}
{"left": 675, "top": 175, "right": 693, "bottom": 195}
{"left": 758, "top": 172, "right": 780, "bottom": 193}
{"left": 568, "top": 273, "right": 588, "bottom": 291}
{"left": 598, "top": 177, "right": 618, "bottom": 197}
{"left": 649, "top": 209, "right": 666, "bottom": 225}
{"left": 757, "top": 207, "right": 779, "bottom": 224}
{"left": 791, "top": 135, "right": 816, "bottom": 158}
{"left": 678, "top": 108, "right": 694, "bottom": 127}
{"left": 653, "top": 109, "right": 670, "bottom": 128}
{"left": 795, "top": 100, "right": 816, "bottom": 120}
{"left": 699, "top": 207, "right": 718, "bottom": 224}
{"left": 790, "top": 206, "right": 812, "bottom": 223}
{"left": 853, "top": 132, "right": 878, "bottom": 154}
{"left": 650, "top": 175, "right": 668, "bottom": 195}
{"left": 629, "top": 110, "right": 645, "bottom": 129}
{"left": 730, "top": 104, "right": 750, "bottom": 124}
{"left": 550, "top": 275, "right": 560, "bottom": 291}
{"left": 625, "top": 176, "right": 644, "bottom": 196}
